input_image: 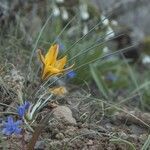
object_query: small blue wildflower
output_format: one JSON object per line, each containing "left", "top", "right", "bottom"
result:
{"left": 67, "top": 70, "right": 76, "bottom": 79}
{"left": 17, "top": 101, "right": 30, "bottom": 118}
{"left": 2, "top": 116, "right": 22, "bottom": 136}
{"left": 105, "top": 72, "right": 117, "bottom": 82}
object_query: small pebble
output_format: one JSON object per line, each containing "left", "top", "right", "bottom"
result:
{"left": 55, "top": 133, "right": 65, "bottom": 140}
{"left": 87, "top": 140, "right": 93, "bottom": 146}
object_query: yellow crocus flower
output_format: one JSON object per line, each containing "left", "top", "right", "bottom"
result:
{"left": 38, "top": 44, "right": 73, "bottom": 80}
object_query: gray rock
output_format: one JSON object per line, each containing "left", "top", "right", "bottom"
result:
{"left": 53, "top": 106, "right": 77, "bottom": 124}
{"left": 139, "top": 134, "right": 148, "bottom": 143}
{"left": 49, "top": 141, "right": 62, "bottom": 149}
{"left": 87, "top": 139, "right": 94, "bottom": 146}
{"left": 129, "top": 124, "right": 145, "bottom": 135}
{"left": 34, "top": 141, "right": 45, "bottom": 150}
{"left": 64, "top": 126, "right": 77, "bottom": 137}
{"left": 55, "top": 133, "right": 65, "bottom": 140}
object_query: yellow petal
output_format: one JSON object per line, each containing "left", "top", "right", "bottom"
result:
{"left": 42, "top": 66, "right": 61, "bottom": 80}
{"left": 42, "top": 65, "right": 50, "bottom": 80}
{"left": 45, "top": 44, "right": 59, "bottom": 65}
{"left": 55, "top": 56, "right": 67, "bottom": 70}
{"left": 38, "top": 49, "right": 45, "bottom": 64}
{"left": 49, "top": 86, "right": 68, "bottom": 96}
{"left": 47, "top": 66, "right": 61, "bottom": 74}
{"left": 39, "top": 44, "right": 75, "bottom": 80}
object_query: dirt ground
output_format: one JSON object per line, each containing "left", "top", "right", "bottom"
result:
{"left": 0, "top": 73, "right": 149, "bottom": 150}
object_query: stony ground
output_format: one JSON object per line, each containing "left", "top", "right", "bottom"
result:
{"left": 32, "top": 104, "right": 149, "bottom": 150}
{"left": 0, "top": 68, "right": 149, "bottom": 150}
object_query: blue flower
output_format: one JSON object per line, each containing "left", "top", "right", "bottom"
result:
{"left": 105, "top": 72, "right": 117, "bottom": 82}
{"left": 17, "top": 101, "right": 30, "bottom": 118}
{"left": 67, "top": 70, "right": 76, "bottom": 79}
{"left": 2, "top": 116, "right": 22, "bottom": 136}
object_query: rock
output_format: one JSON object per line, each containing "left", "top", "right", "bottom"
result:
{"left": 129, "top": 124, "right": 145, "bottom": 135}
{"left": 51, "top": 128, "right": 60, "bottom": 137}
{"left": 64, "top": 126, "right": 77, "bottom": 137}
{"left": 139, "top": 134, "right": 148, "bottom": 143}
{"left": 87, "top": 139, "right": 94, "bottom": 146}
{"left": 34, "top": 141, "right": 45, "bottom": 150}
{"left": 62, "top": 138, "right": 70, "bottom": 143}
{"left": 55, "top": 133, "right": 65, "bottom": 140}
{"left": 24, "top": 132, "right": 32, "bottom": 142}
{"left": 49, "top": 141, "right": 62, "bottom": 149}
{"left": 53, "top": 106, "right": 76, "bottom": 124}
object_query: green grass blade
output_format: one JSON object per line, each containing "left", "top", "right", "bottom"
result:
{"left": 90, "top": 64, "right": 109, "bottom": 99}
{"left": 141, "top": 135, "right": 150, "bottom": 150}
{"left": 110, "top": 138, "right": 136, "bottom": 150}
